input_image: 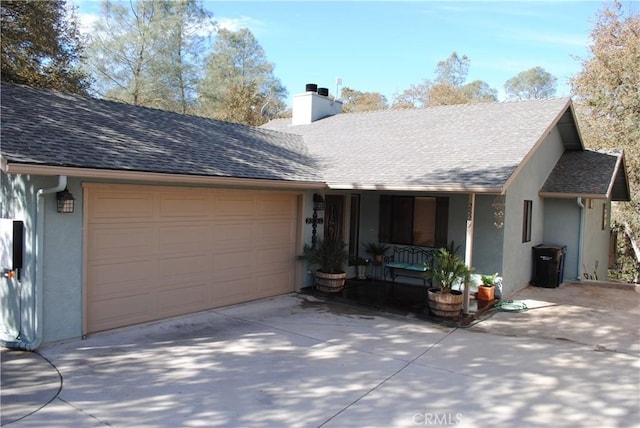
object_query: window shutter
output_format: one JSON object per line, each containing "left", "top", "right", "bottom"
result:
{"left": 434, "top": 197, "right": 449, "bottom": 248}
{"left": 379, "top": 195, "right": 391, "bottom": 242}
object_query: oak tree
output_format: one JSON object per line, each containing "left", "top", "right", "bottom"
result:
{"left": 571, "top": 1, "right": 640, "bottom": 281}
{"left": 1, "top": 0, "right": 89, "bottom": 93}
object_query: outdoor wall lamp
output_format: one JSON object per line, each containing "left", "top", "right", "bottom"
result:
{"left": 56, "top": 188, "right": 75, "bottom": 213}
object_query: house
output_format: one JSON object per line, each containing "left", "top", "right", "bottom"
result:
{"left": 0, "top": 83, "right": 630, "bottom": 349}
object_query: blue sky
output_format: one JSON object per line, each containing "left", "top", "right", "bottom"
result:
{"left": 72, "top": 1, "right": 636, "bottom": 106}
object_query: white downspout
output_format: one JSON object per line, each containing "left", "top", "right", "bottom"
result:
{"left": 5, "top": 176, "right": 67, "bottom": 350}
{"left": 576, "top": 197, "right": 585, "bottom": 281}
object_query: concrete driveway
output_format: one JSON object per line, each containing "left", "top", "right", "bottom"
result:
{"left": 2, "top": 283, "right": 639, "bottom": 427}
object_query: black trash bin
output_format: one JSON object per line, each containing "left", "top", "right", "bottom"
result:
{"left": 531, "top": 244, "right": 566, "bottom": 288}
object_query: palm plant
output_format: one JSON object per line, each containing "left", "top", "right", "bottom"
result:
{"left": 429, "top": 247, "right": 472, "bottom": 294}
{"left": 303, "top": 238, "right": 348, "bottom": 274}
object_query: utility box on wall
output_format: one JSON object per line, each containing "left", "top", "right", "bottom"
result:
{"left": 1, "top": 219, "right": 24, "bottom": 277}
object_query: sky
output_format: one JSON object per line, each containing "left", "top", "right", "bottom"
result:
{"left": 71, "top": 1, "right": 637, "bottom": 106}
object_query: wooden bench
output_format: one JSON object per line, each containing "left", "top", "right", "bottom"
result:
{"left": 384, "top": 246, "right": 435, "bottom": 287}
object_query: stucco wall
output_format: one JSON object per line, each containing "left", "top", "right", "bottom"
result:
{"left": 471, "top": 194, "right": 505, "bottom": 276}
{"left": 543, "top": 198, "right": 580, "bottom": 281}
{"left": 501, "top": 127, "right": 565, "bottom": 297}
{"left": 583, "top": 199, "right": 611, "bottom": 281}
{"left": 42, "top": 177, "right": 83, "bottom": 342}
{"left": 1, "top": 174, "right": 83, "bottom": 344}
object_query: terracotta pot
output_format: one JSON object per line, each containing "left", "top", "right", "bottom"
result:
{"left": 427, "top": 288, "right": 463, "bottom": 318}
{"left": 477, "top": 285, "right": 495, "bottom": 301}
{"left": 315, "top": 270, "right": 346, "bottom": 292}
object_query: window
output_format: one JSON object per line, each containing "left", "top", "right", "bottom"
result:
{"left": 602, "top": 203, "right": 607, "bottom": 230}
{"left": 522, "top": 200, "right": 533, "bottom": 243}
{"left": 379, "top": 195, "right": 449, "bottom": 247}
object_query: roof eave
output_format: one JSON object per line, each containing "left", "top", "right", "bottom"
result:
{"left": 327, "top": 183, "right": 505, "bottom": 194}
{"left": 539, "top": 191, "right": 608, "bottom": 200}
{"left": 607, "top": 151, "right": 632, "bottom": 202}
{"left": 3, "top": 163, "right": 328, "bottom": 190}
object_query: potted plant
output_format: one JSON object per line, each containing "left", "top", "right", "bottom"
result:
{"left": 478, "top": 273, "right": 498, "bottom": 301}
{"left": 352, "top": 256, "right": 368, "bottom": 280}
{"left": 364, "top": 242, "right": 390, "bottom": 265}
{"left": 426, "top": 247, "right": 472, "bottom": 318}
{"left": 303, "top": 238, "right": 349, "bottom": 292}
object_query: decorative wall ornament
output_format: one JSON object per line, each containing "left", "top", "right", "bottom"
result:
{"left": 492, "top": 195, "right": 505, "bottom": 229}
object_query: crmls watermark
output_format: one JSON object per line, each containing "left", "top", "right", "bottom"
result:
{"left": 412, "top": 412, "right": 463, "bottom": 425}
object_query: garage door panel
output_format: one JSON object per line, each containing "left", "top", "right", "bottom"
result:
{"left": 88, "top": 225, "right": 155, "bottom": 260}
{"left": 212, "top": 277, "right": 255, "bottom": 306}
{"left": 259, "top": 197, "right": 296, "bottom": 217}
{"left": 90, "top": 192, "right": 154, "bottom": 220}
{"left": 157, "top": 254, "right": 211, "bottom": 281}
{"left": 157, "top": 283, "right": 212, "bottom": 316}
{"left": 88, "top": 293, "right": 156, "bottom": 332}
{"left": 86, "top": 184, "right": 297, "bottom": 334}
{"left": 213, "top": 223, "right": 253, "bottom": 248}
{"left": 158, "top": 223, "right": 212, "bottom": 252}
{"left": 257, "top": 246, "right": 294, "bottom": 269}
{"left": 88, "top": 260, "right": 154, "bottom": 296}
{"left": 159, "top": 194, "right": 211, "bottom": 218}
{"left": 214, "top": 196, "right": 254, "bottom": 217}
{"left": 256, "top": 221, "right": 296, "bottom": 245}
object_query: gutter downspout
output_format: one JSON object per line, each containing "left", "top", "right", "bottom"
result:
{"left": 4, "top": 176, "right": 67, "bottom": 350}
{"left": 576, "top": 197, "right": 585, "bottom": 281}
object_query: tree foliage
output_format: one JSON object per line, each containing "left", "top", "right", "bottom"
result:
{"left": 198, "top": 28, "right": 287, "bottom": 125}
{"left": 505, "top": 66, "right": 557, "bottom": 100}
{"left": 392, "top": 80, "right": 431, "bottom": 109}
{"left": 0, "top": 0, "right": 90, "bottom": 94}
{"left": 571, "top": 1, "right": 640, "bottom": 281}
{"left": 86, "top": 0, "right": 214, "bottom": 113}
{"left": 391, "top": 52, "right": 496, "bottom": 108}
{"left": 340, "top": 87, "right": 388, "bottom": 112}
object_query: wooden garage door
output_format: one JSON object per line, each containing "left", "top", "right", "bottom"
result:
{"left": 85, "top": 184, "right": 298, "bottom": 333}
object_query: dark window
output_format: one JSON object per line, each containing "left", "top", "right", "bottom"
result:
{"left": 522, "top": 200, "right": 533, "bottom": 243}
{"left": 349, "top": 194, "right": 361, "bottom": 261}
{"left": 379, "top": 195, "right": 448, "bottom": 247}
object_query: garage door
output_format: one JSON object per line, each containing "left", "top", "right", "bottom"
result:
{"left": 85, "top": 184, "right": 299, "bottom": 333}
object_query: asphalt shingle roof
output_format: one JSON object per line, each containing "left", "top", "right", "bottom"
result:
{"left": 262, "top": 98, "right": 574, "bottom": 191}
{"left": 4, "top": 83, "right": 623, "bottom": 200}
{"left": 0, "top": 83, "right": 322, "bottom": 183}
{"left": 540, "top": 149, "right": 630, "bottom": 200}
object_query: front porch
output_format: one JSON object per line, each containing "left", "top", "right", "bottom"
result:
{"left": 301, "top": 278, "right": 496, "bottom": 327}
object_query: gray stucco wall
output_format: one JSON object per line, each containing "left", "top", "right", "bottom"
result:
{"left": 501, "top": 127, "right": 565, "bottom": 297}
{"left": 1, "top": 174, "right": 83, "bottom": 344}
{"left": 543, "top": 198, "right": 580, "bottom": 282}
{"left": 42, "top": 177, "right": 84, "bottom": 342}
{"left": 583, "top": 199, "right": 611, "bottom": 280}
{"left": 471, "top": 194, "right": 505, "bottom": 276}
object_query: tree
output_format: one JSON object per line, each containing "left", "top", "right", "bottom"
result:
{"left": 392, "top": 80, "right": 431, "bottom": 109}
{"left": 505, "top": 67, "right": 557, "bottom": 100}
{"left": 85, "top": 0, "right": 214, "bottom": 113}
{"left": 198, "top": 28, "right": 287, "bottom": 125}
{"left": 434, "top": 52, "right": 469, "bottom": 87}
{"left": 428, "top": 52, "right": 496, "bottom": 106}
{"left": 461, "top": 80, "right": 498, "bottom": 103}
{"left": 1, "top": 0, "right": 90, "bottom": 94}
{"left": 571, "top": 1, "right": 640, "bottom": 281}
{"left": 340, "top": 87, "right": 388, "bottom": 112}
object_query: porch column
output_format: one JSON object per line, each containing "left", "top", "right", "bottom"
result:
{"left": 463, "top": 193, "right": 475, "bottom": 315}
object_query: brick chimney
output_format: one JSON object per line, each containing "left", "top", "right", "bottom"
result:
{"left": 292, "top": 84, "right": 343, "bottom": 125}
